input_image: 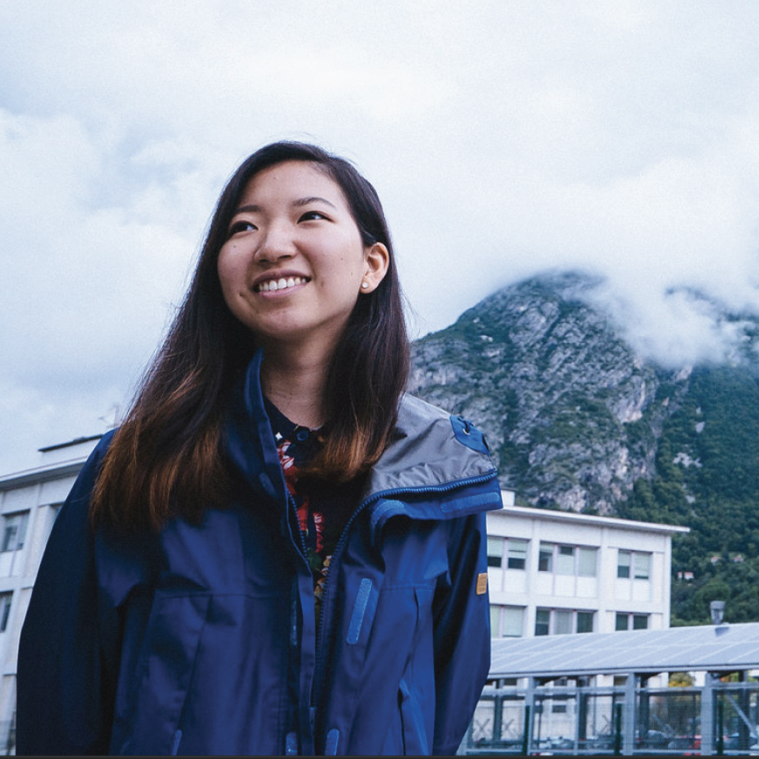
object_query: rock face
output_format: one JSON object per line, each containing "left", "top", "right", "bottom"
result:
{"left": 409, "top": 269, "right": 759, "bottom": 624}
{"left": 409, "top": 271, "right": 690, "bottom": 513}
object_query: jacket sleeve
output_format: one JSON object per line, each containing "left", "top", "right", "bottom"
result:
{"left": 431, "top": 510, "right": 491, "bottom": 756}
{"left": 16, "top": 436, "right": 122, "bottom": 756}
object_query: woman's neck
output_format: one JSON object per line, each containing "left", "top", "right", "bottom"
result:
{"left": 259, "top": 347, "right": 331, "bottom": 429}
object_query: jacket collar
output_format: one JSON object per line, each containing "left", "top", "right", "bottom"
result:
{"left": 226, "top": 349, "right": 288, "bottom": 506}
{"left": 226, "top": 352, "right": 500, "bottom": 516}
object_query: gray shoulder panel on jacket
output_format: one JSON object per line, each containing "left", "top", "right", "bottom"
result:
{"left": 363, "top": 394, "right": 497, "bottom": 497}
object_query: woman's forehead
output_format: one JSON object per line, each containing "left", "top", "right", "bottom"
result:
{"left": 240, "top": 160, "right": 346, "bottom": 205}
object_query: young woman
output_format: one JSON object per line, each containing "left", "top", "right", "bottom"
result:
{"left": 16, "top": 141, "right": 503, "bottom": 756}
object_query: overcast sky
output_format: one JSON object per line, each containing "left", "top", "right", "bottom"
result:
{"left": 2, "top": 1, "right": 759, "bottom": 474}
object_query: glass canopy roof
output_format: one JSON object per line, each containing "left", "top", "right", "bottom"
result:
{"left": 489, "top": 622, "right": 759, "bottom": 679}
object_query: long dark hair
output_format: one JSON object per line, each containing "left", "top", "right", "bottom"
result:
{"left": 91, "top": 141, "right": 410, "bottom": 532}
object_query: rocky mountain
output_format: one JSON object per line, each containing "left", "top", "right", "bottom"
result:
{"left": 410, "top": 271, "right": 680, "bottom": 512}
{"left": 408, "top": 271, "right": 759, "bottom": 624}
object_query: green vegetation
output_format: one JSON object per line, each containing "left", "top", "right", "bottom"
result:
{"left": 619, "top": 366, "right": 759, "bottom": 625}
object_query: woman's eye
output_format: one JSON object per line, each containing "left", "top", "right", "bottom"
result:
{"left": 228, "top": 220, "right": 257, "bottom": 236}
{"left": 299, "top": 210, "right": 328, "bottom": 222}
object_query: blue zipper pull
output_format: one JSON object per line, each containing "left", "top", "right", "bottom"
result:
{"left": 170, "top": 729, "right": 182, "bottom": 755}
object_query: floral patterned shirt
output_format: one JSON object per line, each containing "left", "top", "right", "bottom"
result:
{"left": 265, "top": 398, "right": 365, "bottom": 623}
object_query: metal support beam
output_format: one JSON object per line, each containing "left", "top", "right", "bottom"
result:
{"left": 701, "top": 672, "right": 715, "bottom": 756}
{"left": 623, "top": 674, "right": 636, "bottom": 755}
{"left": 575, "top": 678, "right": 587, "bottom": 751}
{"left": 524, "top": 677, "right": 536, "bottom": 753}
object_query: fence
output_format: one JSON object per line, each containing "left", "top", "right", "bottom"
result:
{"left": 463, "top": 676, "right": 759, "bottom": 755}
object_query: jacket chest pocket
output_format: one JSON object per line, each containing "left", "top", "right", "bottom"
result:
{"left": 336, "top": 574, "right": 381, "bottom": 682}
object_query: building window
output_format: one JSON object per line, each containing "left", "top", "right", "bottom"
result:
{"left": 490, "top": 605, "right": 525, "bottom": 637}
{"left": 634, "top": 553, "right": 651, "bottom": 580}
{"left": 552, "top": 697, "right": 569, "bottom": 714}
{"left": 1, "top": 512, "right": 29, "bottom": 553}
{"left": 535, "top": 608, "right": 594, "bottom": 636}
{"left": 535, "top": 608, "right": 551, "bottom": 636}
{"left": 538, "top": 543, "right": 553, "bottom": 572}
{"left": 633, "top": 614, "right": 649, "bottom": 630}
{"left": 507, "top": 539, "right": 528, "bottom": 569}
{"left": 554, "top": 609, "right": 572, "bottom": 634}
{"left": 0, "top": 593, "right": 11, "bottom": 632}
{"left": 487, "top": 537, "right": 504, "bottom": 568}
{"left": 538, "top": 542, "right": 598, "bottom": 578}
{"left": 557, "top": 546, "right": 575, "bottom": 575}
{"left": 490, "top": 538, "right": 529, "bottom": 570}
{"left": 615, "top": 612, "right": 649, "bottom": 631}
{"left": 578, "top": 547, "right": 597, "bottom": 577}
{"left": 576, "top": 611, "right": 594, "bottom": 633}
{"left": 617, "top": 550, "right": 651, "bottom": 580}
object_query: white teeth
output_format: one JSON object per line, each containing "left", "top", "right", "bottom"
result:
{"left": 258, "top": 276, "right": 306, "bottom": 292}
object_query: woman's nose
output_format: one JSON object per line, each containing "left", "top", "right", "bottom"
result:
{"left": 255, "top": 223, "right": 296, "bottom": 263}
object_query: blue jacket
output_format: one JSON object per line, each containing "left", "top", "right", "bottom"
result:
{"left": 17, "top": 353, "right": 503, "bottom": 755}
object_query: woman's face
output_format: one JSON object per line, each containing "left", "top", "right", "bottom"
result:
{"left": 218, "top": 160, "right": 388, "bottom": 356}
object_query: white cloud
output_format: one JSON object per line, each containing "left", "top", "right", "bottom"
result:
{"left": 2, "top": 0, "right": 759, "bottom": 471}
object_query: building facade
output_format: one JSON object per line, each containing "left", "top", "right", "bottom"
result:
{"left": 480, "top": 496, "right": 690, "bottom": 751}
{"left": 0, "top": 435, "right": 102, "bottom": 754}
{"left": 487, "top": 492, "right": 689, "bottom": 642}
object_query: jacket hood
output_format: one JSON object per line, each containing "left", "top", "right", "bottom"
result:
{"left": 366, "top": 393, "right": 496, "bottom": 496}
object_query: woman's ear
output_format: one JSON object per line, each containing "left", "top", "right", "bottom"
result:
{"left": 360, "top": 243, "right": 390, "bottom": 294}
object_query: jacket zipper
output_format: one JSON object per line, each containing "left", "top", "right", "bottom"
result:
{"left": 309, "top": 470, "right": 497, "bottom": 718}
{"left": 287, "top": 489, "right": 316, "bottom": 753}
{"left": 288, "top": 491, "right": 310, "bottom": 562}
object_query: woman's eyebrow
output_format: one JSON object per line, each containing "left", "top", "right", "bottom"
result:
{"left": 232, "top": 204, "right": 262, "bottom": 215}
{"left": 232, "top": 197, "right": 338, "bottom": 215}
{"left": 293, "top": 196, "right": 338, "bottom": 210}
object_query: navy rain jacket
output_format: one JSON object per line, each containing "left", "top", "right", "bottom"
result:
{"left": 17, "top": 352, "right": 503, "bottom": 755}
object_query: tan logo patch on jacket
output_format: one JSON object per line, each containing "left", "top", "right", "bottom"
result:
{"left": 476, "top": 573, "right": 488, "bottom": 595}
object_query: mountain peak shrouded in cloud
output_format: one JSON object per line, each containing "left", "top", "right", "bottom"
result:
{"left": 410, "top": 268, "right": 759, "bottom": 513}
{"left": 3, "top": 1, "right": 759, "bottom": 474}
{"left": 571, "top": 273, "right": 759, "bottom": 370}
{"left": 453, "top": 268, "right": 759, "bottom": 372}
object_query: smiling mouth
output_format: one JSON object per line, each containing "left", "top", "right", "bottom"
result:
{"left": 255, "top": 276, "right": 309, "bottom": 293}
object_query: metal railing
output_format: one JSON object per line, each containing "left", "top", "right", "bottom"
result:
{"left": 463, "top": 677, "right": 759, "bottom": 756}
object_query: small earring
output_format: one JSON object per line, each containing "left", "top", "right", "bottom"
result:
{"left": 361, "top": 282, "right": 369, "bottom": 289}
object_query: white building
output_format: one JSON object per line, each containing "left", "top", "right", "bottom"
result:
{"left": 487, "top": 491, "right": 690, "bottom": 641}
{"left": 0, "top": 435, "right": 103, "bottom": 754}
{"left": 479, "top": 494, "right": 690, "bottom": 747}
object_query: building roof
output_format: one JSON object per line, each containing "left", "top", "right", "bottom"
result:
{"left": 490, "top": 622, "right": 759, "bottom": 679}
{"left": 0, "top": 435, "right": 102, "bottom": 490}
{"left": 490, "top": 502, "right": 690, "bottom": 535}
{"left": 38, "top": 434, "right": 103, "bottom": 453}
